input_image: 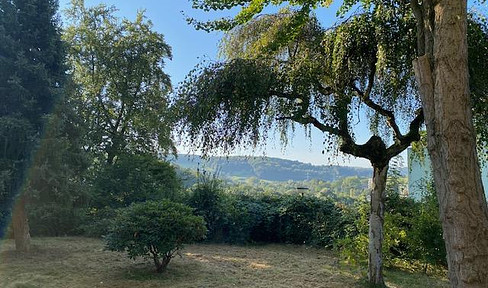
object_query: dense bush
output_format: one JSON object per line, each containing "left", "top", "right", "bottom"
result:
{"left": 246, "top": 194, "right": 282, "bottom": 243}
{"left": 104, "top": 200, "right": 206, "bottom": 273}
{"left": 92, "top": 154, "right": 182, "bottom": 209}
{"left": 338, "top": 199, "right": 415, "bottom": 267}
{"left": 407, "top": 181, "right": 447, "bottom": 268}
{"left": 80, "top": 207, "right": 117, "bottom": 237}
{"left": 28, "top": 204, "right": 87, "bottom": 236}
{"left": 337, "top": 177, "right": 446, "bottom": 270}
{"left": 186, "top": 178, "right": 347, "bottom": 246}
{"left": 186, "top": 178, "right": 228, "bottom": 241}
{"left": 82, "top": 154, "right": 184, "bottom": 236}
{"left": 186, "top": 179, "right": 253, "bottom": 243}
{"left": 278, "top": 194, "right": 345, "bottom": 247}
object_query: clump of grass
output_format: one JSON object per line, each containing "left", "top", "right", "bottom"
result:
{"left": 0, "top": 237, "right": 448, "bottom": 288}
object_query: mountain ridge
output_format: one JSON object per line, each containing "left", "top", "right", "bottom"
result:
{"left": 170, "top": 154, "right": 373, "bottom": 182}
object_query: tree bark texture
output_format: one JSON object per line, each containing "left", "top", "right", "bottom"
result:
{"left": 368, "top": 165, "right": 388, "bottom": 287}
{"left": 413, "top": 0, "right": 488, "bottom": 286}
{"left": 12, "top": 192, "right": 31, "bottom": 252}
{"left": 154, "top": 254, "right": 172, "bottom": 273}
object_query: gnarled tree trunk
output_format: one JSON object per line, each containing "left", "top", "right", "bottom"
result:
{"left": 368, "top": 164, "right": 388, "bottom": 287}
{"left": 341, "top": 134, "right": 420, "bottom": 286}
{"left": 12, "top": 192, "right": 31, "bottom": 252}
{"left": 413, "top": 0, "right": 488, "bottom": 286}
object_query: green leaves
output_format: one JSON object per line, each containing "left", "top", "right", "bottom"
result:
{"left": 177, "top": 2, "right": 423, "bottom": 157}
{"left": 91, "top": 154, "right": 182, "bottom": 208}
{"left": 235, "top": 0, "right": 267, "bottom": 24}
{"left": 104, "top": 200, "right": 206, "bottom": 272}
{"left": 188, "top": 0, "right": 313, "bottom": 32}
{"left": 176, "top": 58, "right": 278, "bottom": 154}
{"left": 63, "top": 1, "right": 174, "bottom": 163}
{"left": 0, "top": 0, "right": 66, "bottom": 233}
{"left": 468, "top": 13, "right": 488, "bottom": 161}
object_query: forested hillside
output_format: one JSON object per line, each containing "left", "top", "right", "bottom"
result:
{"left": 171, "top": 154, "right": 373, "bottom": 182}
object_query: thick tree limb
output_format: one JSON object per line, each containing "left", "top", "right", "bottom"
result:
{"left": 411, "top": 0, "right": 425, "bottom": 55}
{"left": 351, "top": 65, "right": 404, "bottom": 142}
{"left": 386, "top": 108, "right": 424, "bottom": 158}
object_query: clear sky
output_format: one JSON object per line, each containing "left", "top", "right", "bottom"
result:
{"left": 57, "top": 0, "right": 397, "bottom": 168}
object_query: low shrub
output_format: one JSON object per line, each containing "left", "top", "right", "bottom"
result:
{"left": 278, "top": 194, "right": 344, "bottom": 247}
{"left": 104, "top": 200, "right": 206, "bottom": 273}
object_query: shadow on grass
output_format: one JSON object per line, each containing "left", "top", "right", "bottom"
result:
{"left": 384, "top": 267, "right": 449, "bottom": 288}
{"left": 0, "top": 245, "right": 69, "bottom": 263}
{"left": 337, "top": 263, "right": 448, "bottom": 288}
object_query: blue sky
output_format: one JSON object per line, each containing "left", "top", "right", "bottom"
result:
{"left": 57, "top": 0, "right": 385, "bottom": 168}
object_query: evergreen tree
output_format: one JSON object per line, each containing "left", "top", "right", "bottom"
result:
{"left": 0, "top": 0, "right": 66, "bottom": 250}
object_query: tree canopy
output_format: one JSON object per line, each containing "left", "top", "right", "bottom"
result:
{"left": 176, "top": 5, "right": 426, "bottom": 285}
{"left": 177, "top": 0, "right": 488, "bottom": 285}
{"left": 0, "top": 0, "right": 66, "bottom": 248}
{"left": 64, "top": 0, "right": 175, "bottom": 164}
{"left": 177, "top": 5, "right": 423, "bottom": 166}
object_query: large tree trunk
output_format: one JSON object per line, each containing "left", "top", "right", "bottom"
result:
{"left": 368, "top": 164, "right": 388, "bottom": 287}
{"left": 413, "top": 0, "right": 488, "bottom": 286}
{"left": 12, "top": 192, "right": 31, "bottom": 252}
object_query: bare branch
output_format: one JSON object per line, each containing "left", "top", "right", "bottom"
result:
{"left": 410, "top": 0, "right": 425, "bottom": 56}
{"left": 276, "top": 114, "right": 343, "bottom": 136}
{"left": 386, "top": 108, "right": 424, "bottom": 158}
{"left": 351, "top": 66, "right": 404, "bottom": 142}
{"left": 315, "top": 81, "right": 333, "bottom": 96}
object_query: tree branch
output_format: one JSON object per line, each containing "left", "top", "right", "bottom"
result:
{"left": 95, "top": 93, "right": 116, "bottom": 131}
{"left": 315, "top": 81, "right": 333, "bottom": 96}
{"left": 351, "top": 66, "right": 404, "bottom": 142}
{"left": 276, "top": 114, "right": 343, "bottom": 136}
{"left": 386, "top": 108, "right": 424, "bottom": 158}
{"left": 410, "top": 0, "right": 425, "bottom": 56}
{"left": 269, "top": 90, "right": 299, "bottom": 101}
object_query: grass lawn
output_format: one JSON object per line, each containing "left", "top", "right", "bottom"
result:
{"left": 0, "top": 237, "right": 448, "bottom": 288}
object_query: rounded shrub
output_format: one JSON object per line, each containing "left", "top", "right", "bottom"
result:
{"left": 104, "top": 200, "right": 207, "bottom": 273}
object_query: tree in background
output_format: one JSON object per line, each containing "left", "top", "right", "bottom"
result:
{"left": 467, "top": 14, "right": 488, "bottom": 163}
{"left": 26, "top": 91, "right": 92, "bottom": 237}
{"left": 63, "top": 0, "right": 175, "bottom": 164}
{"left": 0, "top": 0, "right": 66, "bottom": 251}
{"left": 177, "top": 5, "right": 423, "bottom": 285}
{"left": 91, "top": 154, "right": 182, "bottom": 209}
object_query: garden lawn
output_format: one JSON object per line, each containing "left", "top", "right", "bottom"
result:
{"left": 0, "top": 237, "right": 448, "bottom": 288}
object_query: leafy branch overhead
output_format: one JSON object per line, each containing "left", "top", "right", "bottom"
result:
{"left": 177, "top": 4, "right": 424, "bottom": 165}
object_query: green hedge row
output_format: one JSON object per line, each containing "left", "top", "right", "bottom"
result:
{"left": 186, "top": 180, "right": 349, "bottom": 247}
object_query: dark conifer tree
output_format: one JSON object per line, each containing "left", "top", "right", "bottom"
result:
{"left": 0, "top": 0, "right": 66, "bottom": 250}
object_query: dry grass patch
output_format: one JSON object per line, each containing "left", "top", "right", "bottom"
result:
{"left": 0, "top": 237, "right": 448, "bottom": 288}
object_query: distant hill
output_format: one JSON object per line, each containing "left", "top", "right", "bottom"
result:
{"left": 170, "top": 154, "right": 373, "bottom": 182}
